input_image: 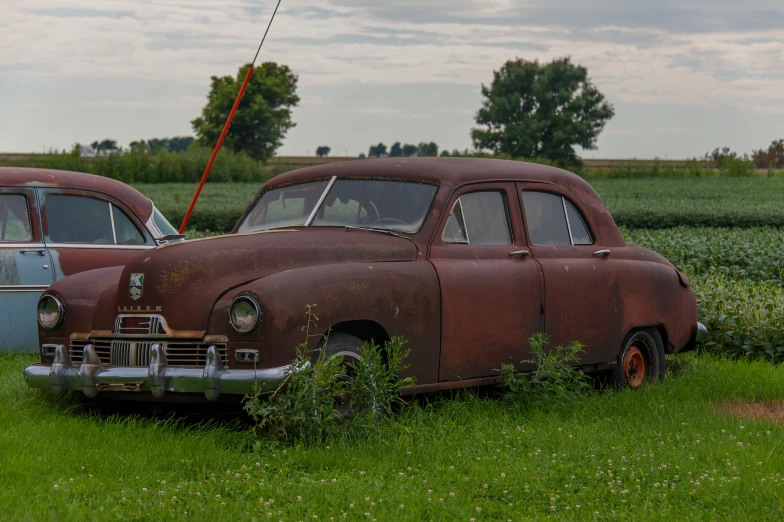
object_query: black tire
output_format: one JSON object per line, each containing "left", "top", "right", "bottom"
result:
{"left": 612, "top": 329, "right": 665, "bottom": 390}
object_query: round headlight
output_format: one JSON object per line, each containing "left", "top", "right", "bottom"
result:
{"left": 230, "top": 293, "right": 262, "bottom": 333}
{"left": 37, "top": 294, "right": 65, "bottom": 330}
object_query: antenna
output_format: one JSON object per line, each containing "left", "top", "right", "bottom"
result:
{"left": 179, "top": 0, "right": 285, "bottom": 233}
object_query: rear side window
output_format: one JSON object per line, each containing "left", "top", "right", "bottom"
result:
{"left": 522, "top": 191, "right": 593, "bottom": 246}
{"left": 565, "top": 200, "right": 592, "bottom": 245}
{"left": 0, "top": 195, "right": 32, "bottom": 242}
{"left": 442, "top": 191, "right": 512, "bottom": 245}
{"left": 45, "top": 194, "right": 145, "bottom": 245}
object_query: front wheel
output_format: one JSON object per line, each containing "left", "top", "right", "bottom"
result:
{"left": 612, "top": 329, "right": 665, "bottom": 389}
{"left": 315, "top": 333, "right": 364, "bottom": 416}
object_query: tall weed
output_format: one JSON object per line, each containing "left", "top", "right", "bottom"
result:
{"left": 243, "top": 306, "right": 414, "bottom": 443}
{"left": 498, "top": 333, "right": 591, "bottom": 407}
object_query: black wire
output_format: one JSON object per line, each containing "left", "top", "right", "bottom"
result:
{"left": 252, "top": 0, "right": 284, "bottom": 66}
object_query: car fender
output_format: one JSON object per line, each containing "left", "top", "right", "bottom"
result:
{"left": 211, "top": 261, "right": 442, "bottom": 384}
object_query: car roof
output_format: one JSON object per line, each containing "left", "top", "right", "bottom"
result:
{"left": 0, "top": 167, "right": 153, "bottom": 220}
{"left": 261, "top": 157, "right": 624, "bottom": 245}
{"left": 268, "top": 157, "right": 590, "bottom": 187}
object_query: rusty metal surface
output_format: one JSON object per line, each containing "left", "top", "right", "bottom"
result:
{"left": 0, "top": 167, "right": 153, "bottom": 222}
{"left": 31, "top": 158, "right": 698, "bottom": 401}
{"left": 430, "top": 182, "right": 542, "bottom": 380}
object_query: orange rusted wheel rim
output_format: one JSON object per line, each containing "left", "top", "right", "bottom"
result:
{"left": 623, "top": 345, "right": 646, "bottom": 389}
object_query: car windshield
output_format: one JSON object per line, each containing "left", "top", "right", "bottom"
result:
{"left": 238, "top": 178, "right": 438, "bottom": 234}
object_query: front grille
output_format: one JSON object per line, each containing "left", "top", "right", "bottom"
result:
{"left": 69, "top": 339, "right": 228, "bottom": 368}
{"left": 110, "top": 341, "right": 155, "bottom": 367}
{"left": 70, "top": 340, "right": 111, "bottom": 365}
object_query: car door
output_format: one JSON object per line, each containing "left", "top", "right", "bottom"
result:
{"left": 0, "top": 188, "right": 55, "bottom": 352}
{"left": 430, "top": 182, "right": 544, "bottom": 381}
{"left": 517, "top": 183, "right": 621, "bottom": 364}
{"left": 38, "top": 188, "right": 155, "bottom": 280}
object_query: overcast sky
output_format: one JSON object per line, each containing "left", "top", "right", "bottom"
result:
{"left": 1, "top": 0, "right": 782, "bottom": 158}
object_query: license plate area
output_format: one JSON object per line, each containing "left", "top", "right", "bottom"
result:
{"left": 96, "top": 382, "right": 143, "bottom": 392}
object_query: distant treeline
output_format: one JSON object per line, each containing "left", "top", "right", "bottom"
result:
{"left": 3, "top": 142, "right": 782, "bottom": 185}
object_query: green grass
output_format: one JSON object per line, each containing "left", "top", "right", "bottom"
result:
{"left": 4, "top": 175, "right": 783, "bottom": 519}
{"left": 137, "top": 177, "right": 784, "bottom": 233}
{"left": 3, "top": 353, "right": 784, "bottom": 520}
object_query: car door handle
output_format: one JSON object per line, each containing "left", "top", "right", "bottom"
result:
{"left": 20, "top": 249, "right": 46, "bottom": 256}
{"left": 509, "top": 250, "right": 530, "bottom": 258}
{"left": 593, "top": 249, "right": 612, "bottom": 257}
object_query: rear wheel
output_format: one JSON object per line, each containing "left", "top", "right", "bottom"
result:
{"left": 612, "top": 329, "right": 665, "bottom": 389}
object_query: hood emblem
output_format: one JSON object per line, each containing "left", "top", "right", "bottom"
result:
{"left": 129, "top": 273, "right": 145, "bottom": 300}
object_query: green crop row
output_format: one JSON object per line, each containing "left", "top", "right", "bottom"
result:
{"left": 623, "top": 228, "right": 784, "bottom": 363}
{"left": 623, "top": 227, "right": 784, "bottom": 284}
{"left": 594, "top": 178, "right": 784, "bottom": 228}
{"left": 139, "top": 177, "right": 784, "bottom": 233}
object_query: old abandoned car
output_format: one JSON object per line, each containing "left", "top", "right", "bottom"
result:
{"left": 0, "top": 167, "right": 183, "bottom": 351}
{"left": 24, "top": 158, "right": 706, "bottom": 402}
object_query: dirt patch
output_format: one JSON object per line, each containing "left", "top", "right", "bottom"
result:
{"left": 716, "top": 400, "right": 784, "bottom": 423}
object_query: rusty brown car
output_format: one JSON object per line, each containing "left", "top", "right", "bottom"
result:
{"left": 24, "top": 158, "right": 705, "bottom": 401}
{"left": 1, "top": 167, "right": 183, "bottom": 352}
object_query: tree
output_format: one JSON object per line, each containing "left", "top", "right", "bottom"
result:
{"left": 191, "top": 62, "right": 299, "bottom": 161}
{"left": 471, "top": 57, "right": 614, "bottom": 166}
{"left": 389, "top": 142, "right": 403, "bottom": 157}
{"left": 417, "top": 142, "right": 439, "bottom": 157}
{"left": 129, "top": 137, "right": 194, "bottom": 153}
{"left": 316, "top": 146, "right": 331, "bottom": 157}
{"left": 402, "top": 144, "right": 418, "bottom": 157}
{"left": 752, "top": 139, "right": 784, "bottom": 169}
{"left": 368, "top": 143, "right": 388, "bottom": 158}
{"left": 167, "top": 136, "right": 195, "bottom": 152}
{"left": 91, "top": 139, "right": 118, "bottom": 152}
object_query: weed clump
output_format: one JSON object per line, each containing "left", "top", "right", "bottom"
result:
{"left": 243, "top": 306, "right": 413, "bottom": 443}
{"left": 498, "top": 333, "right": 592, "bottom": 407}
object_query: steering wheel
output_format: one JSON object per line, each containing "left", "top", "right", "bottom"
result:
{"left": 361, "top": 202, "right": 380, "bottom": 224}
{"left": 370, "top": 217, "right": 407, "bottom": 226}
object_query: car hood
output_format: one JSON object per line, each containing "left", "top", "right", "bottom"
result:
{"left": 98, "top": 229, "right": 418, "bottom": 331}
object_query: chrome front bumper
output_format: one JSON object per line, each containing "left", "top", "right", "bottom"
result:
{"left": 23, "top": 344, "right": 289, "bottom": 401}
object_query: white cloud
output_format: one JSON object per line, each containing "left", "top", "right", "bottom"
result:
{"left": 1, "top": 0, "right": 783, "bottom": 154}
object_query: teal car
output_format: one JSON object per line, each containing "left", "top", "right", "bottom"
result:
{"left": 0, "top": 167, "right": 182, "bottom": 352}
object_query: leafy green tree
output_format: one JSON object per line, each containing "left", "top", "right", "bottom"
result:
{"left": 752, "top": 139, "right": 784, "bottom": 169}
{"left": 167, "top": 136, "right": 195, "bottom": 152}
{"left": 402, "top": 144, "right": 418, "bottom": 157}
{"left": 389, "top": 142, "right": 403, "bottom": 157}
{"left": 471, "top": 57, "right": 614, "bottom": 166}
{"left": 368, "top": 143, "right": 387, "bottom": 158}
{"left": 192, "top": 62, "right": 299, "bottom": 161}
{"left": 417, "top": 142, "right": 439, "bottom": 156}
{"left": 130, "top": 137, "right": 194, "bottom": 153}
{"left": 91, "top": 139, "right": 118, "bottom": 152}
{"left": 316, "top": 146, "right": 331, "bottom": 157}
